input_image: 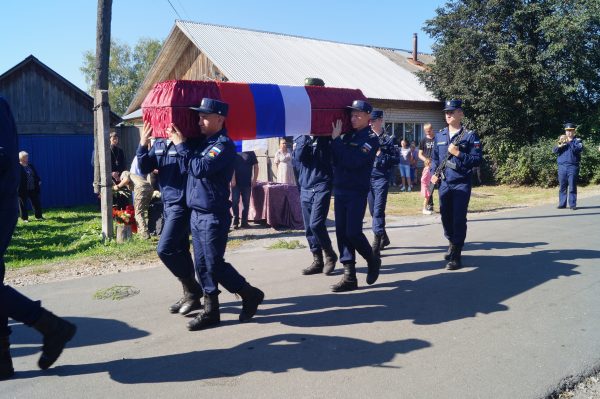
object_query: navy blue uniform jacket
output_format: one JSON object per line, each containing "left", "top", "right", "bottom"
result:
{"left": 185, "top": 129, "right": 236, "bottom": 214}
{"left": 371, "top": 131, "right": 399, "bottom": 179}
{"left": 137, "top": 138, "right": 201, "bottom": 206}
{"left": 293, "top": 135, "right": 333, "bottom": 191}
{"left": 0, "top": 97, "right": 19, "bottom": 202}
{"left": 331, "top": 126, "right": 380, "bottom": 193}
{"left": 430, "top": 127, "right": 482, "bottom": 183}
{"left": 553, "top": 138, "right": 583, "bottom": 166}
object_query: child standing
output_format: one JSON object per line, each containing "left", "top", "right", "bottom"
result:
{"left": 420, "top": 158, "right": 433, "bottom": 214}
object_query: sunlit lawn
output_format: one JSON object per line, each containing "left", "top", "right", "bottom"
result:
{"left": 5, "top": 206, "right": 156, "bottom": 270}
{"left": 5, "top": 184, "right": 599, "bottom": 270}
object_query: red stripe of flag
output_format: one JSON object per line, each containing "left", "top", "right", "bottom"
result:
{"left": 217, "top": 82, "right": 257, "bottom": 141}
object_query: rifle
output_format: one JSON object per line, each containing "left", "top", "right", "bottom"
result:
{"left": 428, "top": 127, "right": 469, "bottom": 196}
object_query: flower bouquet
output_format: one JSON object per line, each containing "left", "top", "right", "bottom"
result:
{"left": 113, "top": 205, "right": 137, "bottom": 242}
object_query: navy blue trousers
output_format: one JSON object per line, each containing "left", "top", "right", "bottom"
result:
{"left": 300, "top": 188, "right": 332, "bottom": 253}
{"left": 157, "top": 204, "right": 198, "bottom": 280}
{"left": 558, "top": 165, "right": 578, "bottom": 208}
{"left": 1, "top": 198, "right": 42, "bottom": 336}
{"left": 334, "top": 191, "right": 373, "bottom": 264}
{"left": 438, "top": 181, "right": 471, "bottom": 247}
{"left": 367, "top": 177, "right": 389, "bottom": 236}
{"left": 190, "top": 211, "right": 246, "bottom": 295}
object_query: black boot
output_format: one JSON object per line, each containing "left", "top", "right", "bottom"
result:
{"left": 0, "top": 336, "right": 14, "bottom": 380}
{"left": 366, "top": 253, "right": 382, "bottom": 285}
{"left": 444, "top": 242, "right": 453, "bottom": 261}
{"left": 32, "top": 309, "right": 77, "bottom": 370}
{"left": 381, "top": 231, "right": 390, "bottom": 249}
{"left": 322, "top": 246, "right": 338, "bottom": 275}
{"left": 233, "top": 217, "right": 240, "bottom": 229}
{"left": 302, "top": 251, "right": 324, "bottom": 275}
{"left": 187, "top": 294, "right": 220, "bottom": 331}
{"left": 169, "top": 276, "right": 203, "bottom": 315}
{"left": 331, "top": 263, "right": 358, "bottom": 292}
{"left": 371, "top": 234, "right": 383, "bottom": 258}
{"left": 446, "top": 245, "right": 463, "bottom": 270}
{"left": 238, "top": 283, "right": 265, "bottom": 322}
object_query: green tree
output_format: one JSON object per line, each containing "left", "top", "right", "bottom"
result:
{"left": 81, "top": 38, "right": 162, "bottom": 116}
{"left": 418, "top": 0, "right": 600, "bottom": 181}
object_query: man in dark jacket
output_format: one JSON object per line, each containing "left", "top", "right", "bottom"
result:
{"left": 553, "top": 123, "right": 583, "bottom": 210}
{"left": 330, "top": 100, "right": 381, "bottom": 292}
{"left": 0, "top": 97, "right": 76, "bottom": 380}
{"left": 18, "top": 151, "right": 43, "bottom": 221}
{"left": 170, "top": 98, "right": 264, "bottom": 331}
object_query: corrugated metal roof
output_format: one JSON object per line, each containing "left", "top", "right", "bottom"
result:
{"left": 176, "top": 21, "right": 438, "bottom": 102}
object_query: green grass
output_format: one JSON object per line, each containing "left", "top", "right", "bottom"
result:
{"left": 266, "top": 239, "right": 306, "bottom": 250}
{"left": 384, "top": 184, "right": 600, "bottom": 216}
{"left": 93, "top": 285, "right": 140, "bottom": 300}
{"left": 5, "top": 206, "right": 156, "bottom": 270}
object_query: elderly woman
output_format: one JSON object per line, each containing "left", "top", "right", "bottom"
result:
{"left": 18, "top": 151, "right": 44, "bottom": 222}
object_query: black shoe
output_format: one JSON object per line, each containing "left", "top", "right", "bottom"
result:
{"left": 32, "top": 309, "right": 77, "bottom": 370}
{"left": 302, "top": 251, "right": 324, "bottom": 275}
{"left": 170, "top": 277, "right": 203, "bottom": 315}
{"left": 239, "top": 222, "right": 251, "bottom": 229}
{"left": 323, "top": 246, "right": 338, "bottom": 275}
{"left": 444, "top": 243, "right": 454, "bottom": 261}
{"left": 366, "top": 255, "right": 381, "bottom": 285}
{"left": 557, "top": 206, "right": 566, "bottom": 209}
{"left": 0, "top": 336, "right": 14, "bottom": 380}
{"left": 331, "top": 264, "right": 358, "bottom": 292}
{"left": 371, "top": 234, "right": 383, "bottom": 258}
{"left": 571, "top": 206, "right": 577, "bottom": 210}
{"left": 187, "top": 294, "right": 220, "bottom": 331}
{"left": 445, "top": 245, "right": 463, "bottom": 271}
{"left": 36, "top": 217, "right": 46, "bottom": 221}
{"left": 381, "top": 231, "right": 390, "bottom": 249}
{"left": 238, "top": 284, "right": 264, "bottom": 322}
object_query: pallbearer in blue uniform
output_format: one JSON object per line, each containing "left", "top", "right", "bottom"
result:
{"left": 171, "top": 98, "right": 264, "bottom": 331}
{"left": 1, "top": 97, "right": 76, "bottom": 380}
{"left": 367, "top": 110, "right": 399, "bottom": 257}
{"left": 553, "top": 123, "right": 583, "bottom": 210}
{"left": 137, "top": 123, "right": 204, "bottom": 316}
{"left": 293, "top": 133, "right": 338, "bottom": 275}
{"left": 330, "top": 100, "right": 381, "bottom": 292}
{"left": 430, "top": 99, "right": 482, "bottom": 270}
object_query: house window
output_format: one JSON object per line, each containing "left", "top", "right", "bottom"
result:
{"left": 385, "top": 122, "right": 424, "bottom": 143}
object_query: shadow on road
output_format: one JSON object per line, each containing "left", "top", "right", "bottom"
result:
{"left": 13, "top": 334, "right": 430, "bottom": 383}
{"left": 245, "top": 247, "right": 596, "bottom": 328}
{"left": 9, "top": 317, "right": 149, "bottom": 358}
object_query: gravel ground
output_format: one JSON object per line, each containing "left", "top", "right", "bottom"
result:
{"left": 555, "top": 373, "right": 600, "bottom": 399}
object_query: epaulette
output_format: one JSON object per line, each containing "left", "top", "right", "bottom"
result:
{"left": 369, "top": 132, "right": 377, "bottom": 139}
{"left": 217, "top": 135, "right": 230, "bottom": 143}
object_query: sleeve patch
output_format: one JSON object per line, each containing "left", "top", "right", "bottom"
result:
{"left": 361, "top": 142, "right": 372, "bottom": 153}
{"left": 208, "top": 145, "right": 223, "bottom": 158}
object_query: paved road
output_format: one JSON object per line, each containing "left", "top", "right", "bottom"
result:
{"left": 3, "top": 197, "right": 600, "bottom": 399}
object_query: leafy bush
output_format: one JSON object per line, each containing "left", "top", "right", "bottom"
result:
{"left": 496, "top": 138, "right": 600, "bottom": 187}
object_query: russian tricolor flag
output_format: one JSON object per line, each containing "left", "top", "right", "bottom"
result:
{"left": 143, "top": 80, "right": 366, "bottom": 140}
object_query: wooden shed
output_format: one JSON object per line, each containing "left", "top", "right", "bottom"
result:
{"left": 0, "top": 55, "right": 121, "bottom": 208}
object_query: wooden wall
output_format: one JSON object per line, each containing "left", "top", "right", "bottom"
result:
{"left": 0, "top": 61, "right": 94, "bottom": 134}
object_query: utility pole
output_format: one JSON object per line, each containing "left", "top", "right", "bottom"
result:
{"left": 93, "top": 0, "right": 113, "bottom": 240}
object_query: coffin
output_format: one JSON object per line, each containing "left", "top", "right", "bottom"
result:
{"left": 142, "top": 80, "right": 367, "bottom": 140}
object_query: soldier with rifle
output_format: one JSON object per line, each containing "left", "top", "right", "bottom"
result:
{"left": 429, "top": 99, "right": 482, "bottom": 270}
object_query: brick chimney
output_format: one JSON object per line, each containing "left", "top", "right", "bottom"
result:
{"left": 412, "top": 33, "right": 418, "bottom": 62}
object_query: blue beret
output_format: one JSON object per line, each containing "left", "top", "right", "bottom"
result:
{"left": 190, "top": 98, "right": 229, "bottom": 117}
{"left": 347, "top": 100, "right": 373, "bottom": 114}
{"left": 443, "top": 99, "right": 462, "bottom": 111}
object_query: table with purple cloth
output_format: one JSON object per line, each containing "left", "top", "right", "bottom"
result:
{"left": 247, "top": 182, "right": 304, "bottom": 230}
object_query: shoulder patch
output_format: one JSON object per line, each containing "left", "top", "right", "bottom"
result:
{"left": 207, "top": 144, "right": 224, "bottom": 158}
{"left": 361, "top": 142, "right": 373, "bottom": 153}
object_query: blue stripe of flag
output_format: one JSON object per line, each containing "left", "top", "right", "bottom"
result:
{"left": 249, "top": 84, "right": 286, "bottom": 139}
